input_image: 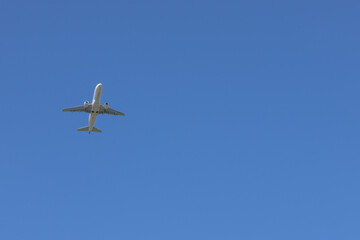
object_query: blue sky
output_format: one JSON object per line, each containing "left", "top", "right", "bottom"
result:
{"left": 1, "top": 0, "right": 360, "bottom": 239}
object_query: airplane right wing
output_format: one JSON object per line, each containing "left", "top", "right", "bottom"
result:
{"left": 62, "top": 105, "right": 91, "bottom": 113}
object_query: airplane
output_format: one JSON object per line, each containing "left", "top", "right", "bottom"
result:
{"left": 62, "top": 83, "right": 125, "bottom": 133}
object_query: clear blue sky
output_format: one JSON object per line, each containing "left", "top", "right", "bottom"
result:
{"left": 1, "top": 0, "right": 360, "bottom": 239}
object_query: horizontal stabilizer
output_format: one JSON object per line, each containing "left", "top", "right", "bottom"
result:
{"left": 92, "top": 127, "right": 102, "bottom": 133}
{"left": 77, "top": 126, "right": 102, "bottom": 133}
{"left": 77, "top": 126, "right": 89, "bottom": 131}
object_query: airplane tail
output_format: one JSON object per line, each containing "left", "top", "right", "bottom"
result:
{"left": 77, "top": 126, "right": 102, "bottom": 133}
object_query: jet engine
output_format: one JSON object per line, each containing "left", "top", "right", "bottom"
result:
{"left": 104, "top": 102, "right": 109, "bottom": 109}
{"left": 84, "top": 101, "right": 89, "bottom": 107}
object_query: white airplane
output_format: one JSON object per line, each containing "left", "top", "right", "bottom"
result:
{"left": 62, "top": 83, "right": 125, "bottom": 133}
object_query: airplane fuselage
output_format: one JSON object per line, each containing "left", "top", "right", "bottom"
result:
{"left": 88, "top": 83, "right": 103, "bottom": 133}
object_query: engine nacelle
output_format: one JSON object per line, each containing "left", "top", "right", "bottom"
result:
{"left": 84, "top": 101, "right": 89, "bottom": 107}
{"left": 104, "top": 102, "right": 109, "bottom": 109}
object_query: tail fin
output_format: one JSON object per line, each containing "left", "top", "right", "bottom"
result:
{"left": 77, "top": 126, "right": 102, "bottom": 133}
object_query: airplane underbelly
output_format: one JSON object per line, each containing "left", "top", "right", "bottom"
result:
{"left": 91, "top": 104, "right": 100, "bottom": 113}
{"left": 89, "top": 114, "right": 98, "bottom": 128}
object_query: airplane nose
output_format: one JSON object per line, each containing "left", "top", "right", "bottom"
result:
{"left": 97, "top": 83, "right": 102, "bottom": 88}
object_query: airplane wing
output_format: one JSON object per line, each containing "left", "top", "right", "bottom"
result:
{"left": 62, "top": 105, "right": 91, "bottom": 113}
{"left": 99, "top": 106, "right": 125, "bottom": 116}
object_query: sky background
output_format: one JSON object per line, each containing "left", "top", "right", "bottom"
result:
{"left": 1, "top": 0, "right": 360, "bottom": 239}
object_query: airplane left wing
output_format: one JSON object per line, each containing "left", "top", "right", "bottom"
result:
{"left": 62, "top": 105, "right": 91, "bottom": 113}
{"left": 99, "top": 106, "right": 125, "bottom": 116}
